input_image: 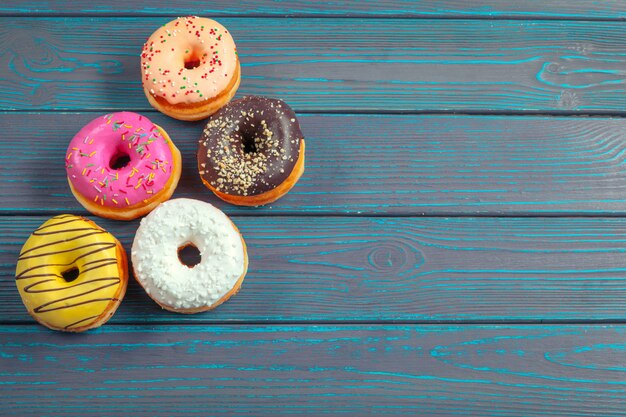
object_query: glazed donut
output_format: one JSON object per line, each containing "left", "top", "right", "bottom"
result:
{"left": 65, "top": 112, "right": 182, "bottom": 220}
{"left": 197, "top": 96, "right": 305, "bottom": 206}
{"left": 15, "top": 215, "right": 128, "bottom": 332}
{"left": 131, "top": 198, "right": 248, "bottom": 313}
{"left": 141, "top": 16, "right": 240, "bottom": 121}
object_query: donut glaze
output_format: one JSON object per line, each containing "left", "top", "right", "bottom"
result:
{"left": 141, "top": 16, "right": 238, "bottom": 106}
{"left": 65, "top": 112, "right": 179, "bottom": 216}
{"left": 15, "top": 215, "right": 128, "bottom": 332}
{"left": 198, "top": 96, "right": 304, "bottom": 199}
{"left": 132, "top": 199, "right": 247, "bottom": 313}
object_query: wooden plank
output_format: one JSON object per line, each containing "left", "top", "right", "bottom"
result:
{"left": 5, "top": 113, "right": 626, "bottom": 215}
{"left": 3, "top": 18, "right": 626, "bottom": 113}
{"left": 1, "top": 324, "right": 625, "bottom": 416}
{"left": 3, "top": 0, "right": 626, "bottom": 19}
{"left": 3, "top": 216, "right": 626, "bottom": 323}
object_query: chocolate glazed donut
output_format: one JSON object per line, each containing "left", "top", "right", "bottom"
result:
{"left": 197, "top": 96, "right": 305, "bottom": 206}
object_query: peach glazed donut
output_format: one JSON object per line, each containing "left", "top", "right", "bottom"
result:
{"left": 132, "top": 198, "right": 248, "bottom": 314}
{"left": 15, "top": 215, "right": 128, "bottom": 332}
{"left": 65, "top": 112, "right": 182, "bottom": 221}
{"left": 197, "top": 96, "right": 305, "bottom": 206}
{"left": 141, "top": 16, "right": 240, "bottom": 121}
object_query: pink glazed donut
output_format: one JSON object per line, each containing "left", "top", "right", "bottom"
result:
{"left": 65, "top": 112, "right": 182, "bottom": 220}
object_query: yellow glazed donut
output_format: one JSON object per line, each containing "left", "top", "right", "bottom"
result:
{"left": 15, "top": 215, "right": 128, "bottom": 332}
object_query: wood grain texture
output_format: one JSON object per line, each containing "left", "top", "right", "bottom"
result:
{"left": 5, "top": 113, "right": 626, "bottom": 215}
{"left": 3, "top": 216, "right": 626, "bottom": 323}
{"left": 3, "top": 3, "right": 625, "bottom": 415}
{"left": 1, "top": 324, "right": 625, "bottom": 416}
{"left": 3, "top": 18, "right": 626, "bottom": 112}
{"left": 3, "top": 0, "right": 626, "bottom": 19}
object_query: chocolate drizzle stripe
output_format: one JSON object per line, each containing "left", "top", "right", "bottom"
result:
{"left": 16, "top": 271, "right": 71, "bottom": 281}
{"left": 33, "top": 227, "right": 105, "bottom": 236}
{"left": 82, "top": 258, "right": 117, "bottom": 268}
{"left": 16, "top": 242, "right": 117, "bottom": 280}
{"left": 75, "top": 259, "right": 118, "bottom": 274}
{"left": 18, "top": 230, "right": 106, "bottom": 258}
{"left": 64, "top": 315, "right": 100, "bottom": 330}
{"left": 18, "top": 241, "right": 116, "bottom": 261}
{"left": 24, "top": 276, "right": 120, "bottom": 293}
{"left": 20, "top": 257, "right": 119, "bottom": 280}
{"left": 33, "top": 281, "right": 120, "bottom": 312}
{"left": 34, "top": 297, "right": 119, "bottom": 313}
{"left": 33, "top": 218, "right": 83, "bottom": 233}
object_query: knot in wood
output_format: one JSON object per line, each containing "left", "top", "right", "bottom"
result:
{"left": 368, "top": 244, "right": 414, "bottom": 271}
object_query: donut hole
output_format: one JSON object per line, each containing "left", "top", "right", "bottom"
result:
{"left": 184, "top": 48, "right": 203, "bottom": 70}
{"left": 61, "top": 267, "right": 80, "bottom": 283}
{"left": 185, "top": 58, "right": 201, "bottom": 70}
{"left": 242, "top": 135, "right": 258, "bottom": 154}
{"left": 178, "top": 244, "right": 202, "bottom": 268}
{"left": 109, "top": 151, "right": 131, "bottom": 170}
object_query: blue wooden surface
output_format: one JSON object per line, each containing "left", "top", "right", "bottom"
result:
{"left": 5, "top": 216, "right": 626, "bottom": 323}
{"left": 6, "top": 113, "right": 626, "bottom": 215}
{"left": 3, "top": 18, "right": 626, "bottom": 113}
{"left": 2, "top": 2, "right": 626, "bottom": 416}
{"left": 4, "top": 0, "right": 626, "bottom": 19}
{"left": 1, "top": 324, "right": 626, "bottom": 416}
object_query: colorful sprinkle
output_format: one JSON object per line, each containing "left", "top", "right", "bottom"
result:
{"left": 140, "top": 16, "right": 236, "bottom": 102}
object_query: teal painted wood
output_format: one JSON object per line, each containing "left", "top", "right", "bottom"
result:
{"left": 6, "top": 113, "right": 626, "bottom": 215}
{"left": 3, "top": 18, "right": 626, "bottom": 112}
{"left": 4, "top": 216, "right": 626, "bottom": 323}
{"left": 0, "top": 324, "right": 625, "bottom": 416}
{"left": 3, "top": 3, "right": 626, "bottom": 416}
{"left": 4, "top": 0, "right": 626, "bottom": 19}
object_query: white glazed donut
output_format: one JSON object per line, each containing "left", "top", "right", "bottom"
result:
{"left": 131, "top": 198, "right": 248, "bottom": 313}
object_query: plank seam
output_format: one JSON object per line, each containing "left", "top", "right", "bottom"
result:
{"left": 4, "top": 212, "right": 626, "bottom": 218}
{"left": 2, "top": 319, "right": 626, "bottom": 326}
{"left": 6, "top": 109, "right": 626, "bottom": 118}
{"left": 1, "top": 13, "right": 625, "bottom": 21}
